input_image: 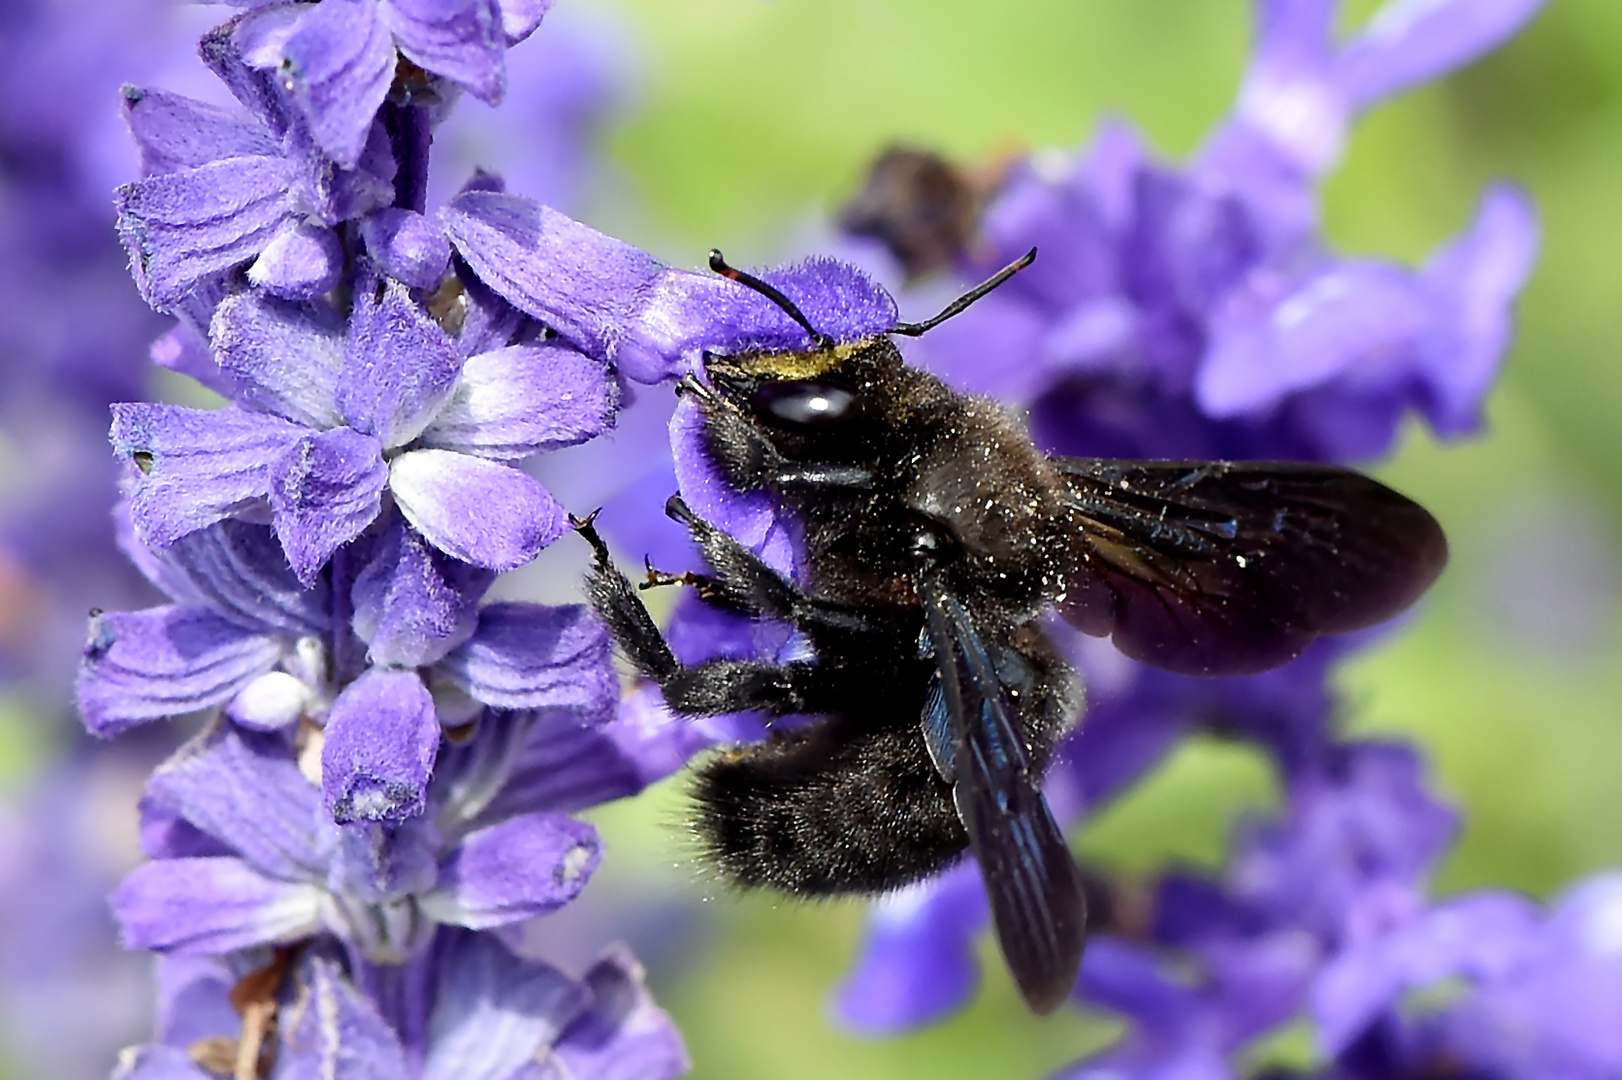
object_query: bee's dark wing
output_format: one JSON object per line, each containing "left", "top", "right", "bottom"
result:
{"left": 917, "top": 572, "right": 1086, "bottom": 1014}
{"left": 1053, "top": 458, "right": 1448, "bottom": 676}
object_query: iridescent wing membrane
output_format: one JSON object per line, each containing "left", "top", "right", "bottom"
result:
{"left": 1054, "top": 459, "right": 1448, "bottom": 676}
{"left": 917, "top": 572, "right": 1087, "bottom": 1014}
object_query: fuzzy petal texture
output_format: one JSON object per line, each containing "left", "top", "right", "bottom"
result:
{"left": 114, "top": 857, "right": 324, "bottom": 954}
{"left": 121, "top": 86, "right": 278, "bottom": 177}
{"left": 146, "top": 724, "right": 325, "bottom": 882}
{"left": 248, "top": 219, "right": 345, "bottom": 300}
{"left": 339, "top": 278, "right": 464, "bottom": 448}
{"left": 211, "top": 290, "right": 346, "bottom": 429}
{"left": 437, "top": 603, "right": 616, "bottom": 715}
{"left": 275, "top": 0, "right": 396, "bottom": 169}
{"left": 323, "top": 668, "right": 442, "bottom": 824}
{"left": 112, "top": 403, "right": 305, "bottom": 549}
{"left": 418, "top": 341, "right": 614, "bottom": 459}
{"left": 670, "top": 396, "right": 800, "bottom": 577}
{"left": 421, "top": 812, "right": 599, "bottom": 929}
{"left": 1337, "top": 0, "right": 1550, "bottom": 111}
{"left": 278, "top": 953, "right": 410, "bottom": 1080}
{"left": 389, "top": 449, "right": 566, "bottom": 569}
{"left": 327, "top": 819, "right": 441, "bottom": 904}
{"left": 269, "top": 427, "right": 388, "bottom": 584}
{"left": 422, "top": 932, "right": 587, "bottom": 1080}
{"left": 383, "top": 0, "right": 507, "bottom": 104}
{"left": 117, "top": 155, "right": 300, "bottom": 311}
{"left": 78, "top": 606, "right": 284, "bottom": 737}
{"left": 360, "top": 207, "right": 454, "bottom": 289}
{"left": 352, "top": 516, "right": 495, "bottom": 667}
{"left": 549, "top": 944, "right": 690, "bottom": 1080}
{"left": 130, "top": 515, "right": 330, "bottom": 637}
{"left": 441, "top": 192, "right": 668, "bottom": 365}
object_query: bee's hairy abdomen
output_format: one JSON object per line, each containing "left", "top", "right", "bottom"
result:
{"left": 689, "top": 713, "right": 969, "bottom": 896}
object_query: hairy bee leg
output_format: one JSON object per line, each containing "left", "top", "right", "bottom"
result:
{"left": 662, "top": 495, "right": 872, "bottom": 634}
{"left": 574, "top": 513, "right": 679, "bottom": 681}
{"left": 572, "top": 513, "right": 847, "bottom": 715}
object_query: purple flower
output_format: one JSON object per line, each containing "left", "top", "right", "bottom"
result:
{"left": 114, "top": 932, "right": 688, "bottom": 1080}
{"left": 865, "top": 0, "right": 1545, "bottom": 466}
{"left": 113, "top": 273, "right": 611, "bottom": 585}
{"left": 114, "top": 709, "right": 626, "bottom": 959}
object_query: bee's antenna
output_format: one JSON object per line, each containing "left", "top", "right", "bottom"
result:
{"left": 709, "top": 249, "right": 835, "bottom": 351}
{"left": 890, "top": 248, "right": 1036, "bottom": 337}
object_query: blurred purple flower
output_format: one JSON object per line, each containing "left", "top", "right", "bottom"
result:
{"left": 824, "top": 0, "right": 1547, "bottom": 1053}
{"left": 903, "top": 0, "right": 1542, "bottom": 465}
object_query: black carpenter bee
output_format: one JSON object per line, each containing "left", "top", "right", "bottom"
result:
{"left": 575, "top": 249, "right": 1447, "bottom": 1014}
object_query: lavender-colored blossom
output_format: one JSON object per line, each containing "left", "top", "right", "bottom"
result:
{"left": 113, "top": 272, "right": 611, "bottom": 585}
{"left": 114, "top": 932, "right": 687, "bottom": 1080}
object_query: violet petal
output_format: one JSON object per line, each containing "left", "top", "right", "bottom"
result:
{"left": 382, "top": 0, "right": 507, "bottom": 105}
{"left": 1337, "top": 0, "right": 1550, "bottom": 111}
{"left": 116, "top": 156, "right": 300, "bottom": 311}
{"left": 338, "top": 278, "right": 464, "bottom": 449}
{"left": 113, "top": 857, "right": 323, "bottom": 953}
{"left": 352, "top": 516, "right": 495, "bottom": 668}
{"left": 360, "top": 207, "right": 454, "bottom": 290}
{"left": 834, "top": 864, "right": 987, "bottom": 1034}
{"left": 247, "top": 219, "right": 345, "bottom": 300}
{"left": 420, "top": 812, "right": 599, "bottom": 928}
{"left": 279, "top": 954, "right": 410, "bottom": 1079}
{"left": 437, "top": 603, "right": 617, "bottom": 717}
{"left": 323, "top": 668, "right": 441, "bottom": 824}
{"left": 440, "top": 191, "right": 666, "bottom": 362}
{"left": 326, "top": 819, "right": 441, "bottom": 904}
{"left": 120, "top": 85, "right": 278, "bottom": 177}
{"left": 277, "top": 0, "right": 396, "bottom": 169}
{"left": 156, "top": 955, "right": 241, "bottom": 1049}
{"left": 418, "top": 341, "right": 615, "bottom": 459}
{"left": 389, "top": 449, "right": 566, "bottom": 569}
{"left": 78, "top": 606, "right": 283, "bottom": 737}
{"left": 136, "top": 517, "right": 330, "bottom": 638}
{"left": 422, "top": 932, "right": 587, "bottom": 1080}
{"left": 112, "top": 403, "right": 305, "bottom": 549}
{"left": 211, "top": 290, "right": 346, "bottom": 430}
{"left": 550, "top": 944, "right": 690, "bottom": 1080}
{"left": 268, "top": 427, "right": 388, "bottom": 585}
{"left": 670, "top": 396, "right": 800, "bottom": 577}
{"left": 146, "top": 724, "right": 325, "bottom": 882}
{"left": 1417, "top": 183, "right": 1539, "bottom": 435}
{"left": 1196, "top": 261, "right": 1436, "bottom": 418}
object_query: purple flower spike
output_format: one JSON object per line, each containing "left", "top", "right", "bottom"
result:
{"left": 324, "top": 667, "right": 442, "bottom": 823}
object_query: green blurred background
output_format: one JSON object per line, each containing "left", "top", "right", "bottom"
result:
{"left": 554, "top": 0, "right": 1622, "bottom": 1075}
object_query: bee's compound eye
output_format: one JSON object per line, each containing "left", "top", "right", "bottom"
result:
{"left": 753, "top": 380, "right": 861, "bottom": 428}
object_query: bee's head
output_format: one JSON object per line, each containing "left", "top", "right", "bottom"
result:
{"left": 694, "top": 248, "right": 1036, "bottom": 461}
